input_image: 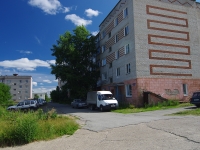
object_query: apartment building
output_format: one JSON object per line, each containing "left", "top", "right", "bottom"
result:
{"left": 96, "top": 0, "right": 200, "bottom": 106}
{"left": 0, "top": 74, "right": 32, "bottom": 101}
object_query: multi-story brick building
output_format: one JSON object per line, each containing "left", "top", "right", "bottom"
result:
{"left": 96, "top": 0, "right": 200, "bottom": 106}
{"left": 0, "top": 74, "right": 32, "bottom": 101}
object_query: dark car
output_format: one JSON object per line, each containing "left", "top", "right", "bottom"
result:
{"left": 190, "top": 92, "right": 200, "bottom": 107}
{"left": 71, "top": 99, "right": 87, "bottom": 108}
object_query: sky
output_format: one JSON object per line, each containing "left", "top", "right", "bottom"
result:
{"left": 0, "top": 0, "right": 119, "bottom": 94}
{"left": 0, "top": 0, "right": 200, "bottom": 95}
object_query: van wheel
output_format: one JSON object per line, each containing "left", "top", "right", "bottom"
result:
{"left": 100, "top": 105, "right": 104, "bottom": 112}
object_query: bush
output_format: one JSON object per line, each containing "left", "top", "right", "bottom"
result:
{"left": 12, "top": 113, "right": 38, "bottom": 144}
{"left": 0, "top": 108, "right": 79, "bottom": 147}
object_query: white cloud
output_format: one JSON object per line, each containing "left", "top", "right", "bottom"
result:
{"left": 35, "top": 36, "right": 41, "bottom": 44}
{"left": 85, "top": 8, "right": 101, "bottom": 18}
{"left": 0, "top": 58, "right": 55, "bottom": 71}
{"left": 53, "top": 79, "right": 58, "bottom": 82}
{"left": 65, "top": 14, "right": 92, "bottom": 26}
{"left": 91, "top": 31, "right": 99, "bottom": 36}
{"left": 28, "top": 0, "right": 62, "bottom": 15}
{"left": 33, "top": 82, "right": 37, "bottom": 86}
{"left": 63, "top": 7, "right": 70, "bottom": 13}
{"left": 43, "top": 80, "right": 52, "bottom": 83}
{"left": 47, "top": 60, "right": 55, "bottom": 65}
{"left": 17, "top": 50, "right": 33, "bottom": 54}
{"left": 28, "top": 0, "right": 72, "bottom": 15}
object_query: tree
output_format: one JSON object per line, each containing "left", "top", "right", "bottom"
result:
{"left": 34, "top": 94, "right": 39, "bottom": 100}
{"left": 51, "top": 26, "right": 99, "bottom": 99}
{"left": 0, "top": 83, "right": 12, "bottom": 104}
{"left": 45, "top": 93, "right": 51, "bottom": 102}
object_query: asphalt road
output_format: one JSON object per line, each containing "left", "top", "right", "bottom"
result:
{"left": 2, "top": 103, "right": 200, "bottom": 150}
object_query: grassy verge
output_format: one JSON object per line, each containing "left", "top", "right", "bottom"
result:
{"left": 0, "top": 107, "right": 79, "bottom": 147}
{"left": 112, "top": 100, "right": 193, "bottom": 114}
{"left": 170, "top": 107, "right": 200, "bottom": 116}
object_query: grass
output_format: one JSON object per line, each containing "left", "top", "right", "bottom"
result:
{"left": 0, "top": 107, "right": 79, "bottom": 147}
{"left": 170, "top": 107, "right": 200, "bottom": 116}
{"left": 112, "top": 100, "right": 193, "bottom": 114}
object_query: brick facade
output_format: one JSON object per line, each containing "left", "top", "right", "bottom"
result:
{"left": 97, "top": 0, "right": 200, "bottom": 106}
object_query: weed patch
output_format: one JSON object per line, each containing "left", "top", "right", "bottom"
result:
{"left": 0, "top": 107, "right": 79, "bottom": 147}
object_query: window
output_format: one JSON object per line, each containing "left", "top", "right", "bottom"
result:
{"left": 125, "top": 44, "right": 130, "bottom": 54}
{"left": 109, "top": 77, "right": 113, "bottom": 83}
{"left": 114, "top": 17, "right": 118, "bottom": 27}
{"left": 115, "top": 34, "right": 118, "bottom": 43}
{"left": 18, "top": 91, "right": 21, "bottom": 94}
{"left": 26, "top": 80, "right": 28, "bottom": 83}
{"left": 19, "top": 80, "right": 22, "bottom": 83}
{"left": 183, "top": 84, "right": 188, "bottom": 96}
{"left": 124, "top": 26, "right": 129, "bottom": 36}
{"left": 116, "top": 68, "right": 120, "bottom": 77}
{"left": 115, "top": 50, "right": 119, "bottom": 59}
{"left": 102, "top": 59, "right": 106, "bottom": 66}
{"left": 19, "top": 85, "right": 22, "bottom": 88}
{"left": 14, "top": 83, "right": 16, "bottom": 85}
{"left": 126, "top": 63, "right": 131, "bottom": 74}
{"left": 25, "top": 91, "right": 28, "bottom": 93}
{"left": 126, "top": 84, "right": 132, "bottom": 97}
{"left": 102, "top": 72, "right": 107, "bottom": 80}
{"left": 13, "top": 89, "right": 16, "bottom": 91}
{"left": 101, "top": 31, "right": 106, "bottom": 39}
{"left": 109, "top": 47, "right": 112, "bottom": 52}
{"left": 102, "top": 45, "right": 106, "bottom": 53}
{"left": 25, "top": 85, "right": 28, "bottom": 88}
{"left": 97, "top": 47, "right": 101, "bottom": 54}
{"left": 108, "top": 32, "right": 111, "bottom": 38}
{"left": 97, "top": 60, "right": 101, "bottom": 67}
{"left": 123, "top": 7, "right": 128, "bottom": 18}
{"left": 109, "top": 62, "right": 112, "bottom": 68}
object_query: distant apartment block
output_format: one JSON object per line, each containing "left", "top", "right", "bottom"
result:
{"left": 0, "top": 74, "right": 32, "bottom": 101}
{"left": 32, "top": 92, "right": 46, "bottom": 99}
{"left": 96, "top": 0, "right": 200, "bottom": 106}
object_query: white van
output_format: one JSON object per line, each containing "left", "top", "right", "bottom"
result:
{"left": 86, "top": 91, "right": 119, "bottom": 111}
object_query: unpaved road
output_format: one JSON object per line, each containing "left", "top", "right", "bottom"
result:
{"left": 2, "top": 103, "right": 200, "bottom": 150}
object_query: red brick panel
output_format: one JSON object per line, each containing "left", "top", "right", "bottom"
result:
{"left": 119, "top": 46, "right": 125, "bottom": 57}
{"left": 118, "top": 11, "right": 124, "bottom": 24}
{"left": 105, "top": 20, "right": 114, "bottom": 35}
{"left": 106, "top": 52, "right": 115, "bottom": 63}
{"left": 118, "top": 28, "right": 125, "bottom": 41}
{"left": 105, "top": 36, "right": 115, "bottom": 49}
{"left": 146, "top": 5, "right": 191, "bottom": 76}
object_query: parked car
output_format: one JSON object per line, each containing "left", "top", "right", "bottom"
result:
{"left": 190, "top": 91, "right": 200, "bottom": 107}
{"left": 71, "top": 99, "right": 87, "bottom": 108}
{"left": 7, "top": 100, "right": 38, "bottom": 111}
{"left": 37, "top": 99, "right": 47, "bottom": 106}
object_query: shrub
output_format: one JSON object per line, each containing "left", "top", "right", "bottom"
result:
{"left": 12, "top": 113, "right": 38, "bottom": 144}
{"left": 0, "top": 108, "right": 79, "bottom": 147}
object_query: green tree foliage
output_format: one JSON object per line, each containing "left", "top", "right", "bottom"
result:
{"left": 45, "top": 93, "right": 51, "bottom": 102}
{"left": 51, "top": 26, "right": 99, "bottom": 99}
{"left": 0, "top": 83, "right": 12, "bottom": 104}
{"left": 34, "top": 94, "right": 39, "bottom": 100}
{"left": 50, "top": 86, "right": 60, "bottom": 103}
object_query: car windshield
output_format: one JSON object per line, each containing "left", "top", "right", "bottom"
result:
{"left": 101, "top": 94, "right": 114, "bottom": 100}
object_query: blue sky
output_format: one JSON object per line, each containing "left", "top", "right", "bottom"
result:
{"left": 0, "top": 0, "right": 119, "bottom": 94}
{"left": 0, "top": 0, "right": 200, "bottom": 94}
